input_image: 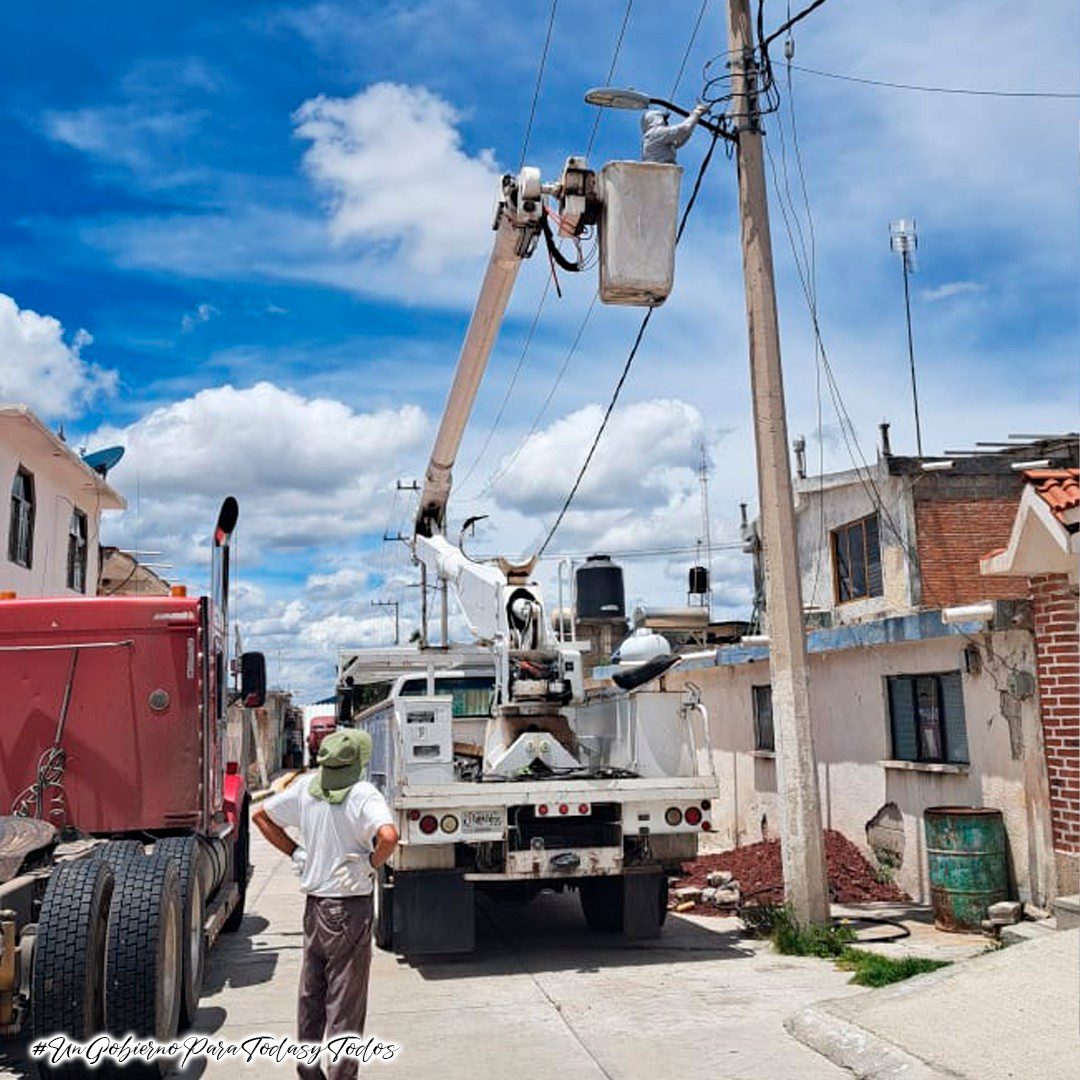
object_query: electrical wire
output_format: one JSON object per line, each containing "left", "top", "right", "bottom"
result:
{"left": 788, "top": 62, "right": 1079, "bottom": 100}
{"left": 518, "top": 0, "right": 560, "bottom": 170}
{"left": 670, "top": 0, "right": 711, "bottom": 99}
{"left": 586, "top": 0, "right": 635, "bottom": 157}
{"left": 536, "top": 129, "right": 723, "bottom": 557}
{"left": 759, "top": 0, "right": 831, "bottom": 51}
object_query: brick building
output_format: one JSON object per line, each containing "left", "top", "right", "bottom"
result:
{"left": 983, "top": 468, "right": 1080, "bottom": 897}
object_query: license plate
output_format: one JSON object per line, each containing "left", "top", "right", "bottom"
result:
{"left": 462, "top": 809, "right": 503, "bottom": 834}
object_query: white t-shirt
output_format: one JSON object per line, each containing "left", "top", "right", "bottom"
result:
{"left": 263, "top": 776, "right": 394, "bottom": 897}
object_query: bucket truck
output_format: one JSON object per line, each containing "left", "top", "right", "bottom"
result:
{"left": 338, "top": 155, "right": 716, "bottom": 954}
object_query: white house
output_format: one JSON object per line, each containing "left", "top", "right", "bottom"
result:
{"left": 0, "top": 405, "right": 125, "bottom": 598}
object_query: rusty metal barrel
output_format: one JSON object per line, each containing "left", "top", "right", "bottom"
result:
{"left": 924, "top": 806, "right": 1009, "bottom": 931}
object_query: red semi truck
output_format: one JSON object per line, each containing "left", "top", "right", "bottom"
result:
{"left": 0, "top": 498, "right": 265, "bottom": 1069}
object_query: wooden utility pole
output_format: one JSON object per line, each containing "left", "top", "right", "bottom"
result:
{"left": 726, "top": 0, "right": 830, "bottom": 924}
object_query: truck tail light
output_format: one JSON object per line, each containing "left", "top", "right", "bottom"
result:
{"left": 408, "top": 809, "right": 420, "bottom": 821}
{"left": 439, "top": 814, "right": 459, "bottom": 834}
{"left": 558, "top": 804, "right": 569, "bottom": 815}
{"left": 684, "top": 806, "right": 703, "bottom": 827}
{"left": 664, "top": 807, "right": 682, "bottom": 827}
{"left": 578, "top": 803, "right": 590, "bottom": 815}
{"left": 537, "top": 804, "right": 549, "bottom": 817}
{"left": 418, "top": 814, "right": 438, "bottom": 835}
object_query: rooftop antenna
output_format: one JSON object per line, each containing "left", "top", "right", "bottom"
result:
{"left": 889, "top": 218, "right": 923, "bottom": 456}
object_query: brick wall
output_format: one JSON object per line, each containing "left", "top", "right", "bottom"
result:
{"left": 1031, "top": 573, "right": 1080, "bottom": 857}
{"left": 915, "top": 498, "right": 1029, "bottom": 607}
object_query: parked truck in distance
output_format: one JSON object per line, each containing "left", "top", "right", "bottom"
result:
{"left": 0, "top": 498, "right": 265, "bottom": 1064}
{"left": 337, "top": 643, "right": 717, "bottom": 955}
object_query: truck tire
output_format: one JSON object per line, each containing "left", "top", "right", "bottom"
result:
{"left": 579, "top": 877, "right": 624, "bottom": 932}
{"left": 104, "top": 855, "right": 183, "bottom": 1048}
{"left": 30, "top": 858, "right": 114, "bottom": 1077}
{"left": 93, "top": 839, "right": 144, "bottom": 871}
{"left": 221, "top": 802, "right": 249, "bottom": 934}
{"left": 154, "top": 836, "right": 205, "bottom": 1029}
{"left": 373, "top": 866, "right": 393, "bottom": 951}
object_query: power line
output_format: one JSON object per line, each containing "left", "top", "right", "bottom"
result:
{"left": 788, "top": 62, "right": 1079, "bottom": 100}
{"left": 518, "top": 0, "right": 560, "bottom": 170}
{"left": 760, "top": 0, "right": 831, "bottom": 50}
{"left": 670, "top": 0, "right": 711, "bottom": 98}
{"left": 536, "top": 128, "right": 723, "bottom": 557}
{"left": 586, "top": 0, "right": 635, "bottom": 156}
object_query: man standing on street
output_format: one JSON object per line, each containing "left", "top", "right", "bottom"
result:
{"left": 253, "top": 728, "right": 399, "bottom": 1080}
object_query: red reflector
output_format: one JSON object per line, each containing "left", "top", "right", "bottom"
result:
{"left": 558, "top": 804, "right": 569, "bottom": 815}
{"left": 578, "top": 803, "right": 590, "bottom": 815}
{"left": 408, "top": 809, "right": 421, "bottom": 821}
{"left": 418, "top": 814, "right": 438, "bottom": 835}
{"left": 538, "top": 804, "right": 549, "bottom": 816}
{"left": 684, "top": 806, "right": 703, "bottom": 827}
{"left": 702, "top": 820, "right": 712, "bottom": 831}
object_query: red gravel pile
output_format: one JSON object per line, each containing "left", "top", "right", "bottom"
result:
{"left": 673, "top": 830, "right": 909, "bottom": 915}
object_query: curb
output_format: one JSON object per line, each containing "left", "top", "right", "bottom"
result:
{"left": 785, "top": 1004, "right": 952, "bottom": 1080}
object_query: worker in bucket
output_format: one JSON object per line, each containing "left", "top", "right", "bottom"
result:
{"left": 641, "top": 103, "right": 708, "bottom": 164}
{"left": 254, "top": 728, "right": 399, "bottom": 1080}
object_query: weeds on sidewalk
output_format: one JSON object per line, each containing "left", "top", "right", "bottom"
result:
{"left": 741, "top": 903, "right": 951, "bottom": 987}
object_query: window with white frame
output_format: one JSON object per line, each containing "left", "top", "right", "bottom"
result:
{"left": 886, "top": 672, "right": 969, "bottom": 764}
{"left": 752, "top": 684, "right": 775, "bottom": 752}
{"left": 8, "top": 467, "right": 35, "bottom": 569}
{"left": 832, "top": 512, "right": 883, "bottom": 603}
{"left": 67, "top": 508, "right": 88, "bottom": 592}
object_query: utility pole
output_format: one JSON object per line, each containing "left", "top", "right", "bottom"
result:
{"left": 889, "top": 219, "right": 923, "bottom": 456}
{"left": 727, "top": 0, "right": 829, "bottom": 924}
{"left": 371, "top": 599, "right": 401, "bottom": 646}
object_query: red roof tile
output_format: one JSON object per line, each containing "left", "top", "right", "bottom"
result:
{"left": 1022, "top": 468, "right": 1080, "bottom": 523}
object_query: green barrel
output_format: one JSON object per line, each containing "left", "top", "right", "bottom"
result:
{"left": 924, "top": 807, "right": 1009, "bottom": 932}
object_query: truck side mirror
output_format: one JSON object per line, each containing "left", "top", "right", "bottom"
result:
{"left": 240, "top": 651, "right": 267, "bottom": 708}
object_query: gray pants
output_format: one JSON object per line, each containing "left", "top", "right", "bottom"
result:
{"left": 298, "top": 894, "right": 374, "bottom": 1080}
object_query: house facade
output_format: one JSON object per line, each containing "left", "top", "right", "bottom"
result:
{"left": 0, "top": 405, "right": 125, "bottom": 598}
{"left": 649, "top": 433, "right": 1076, "bottom": 907}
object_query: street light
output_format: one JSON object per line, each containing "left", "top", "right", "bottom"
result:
{"left": 889, "top": 217, "right": 923, "bottom": 457}
{"left": 584, "top": 86, "right": 734, "bottom": 142}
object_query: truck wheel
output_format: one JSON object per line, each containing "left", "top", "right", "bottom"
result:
{"left": 93, "top": 839, "right": 144, "bottom": 871}
{"left": 104, "top": 855, "right": 183, "bottom": 1048}
{"left": 374, "top": 867, "right": 393, "bottom": 951}
{"left": 30, "top": 858, "right": 114, "bottom": 1077}
{"left": 221, "top": 803, "right": 249, "bottom": 933}
{"left": 154, "top": 836, "right": 205, "bottom": 1029}
{"left": 579, "top": 877, "right": 624, "bottom": 933}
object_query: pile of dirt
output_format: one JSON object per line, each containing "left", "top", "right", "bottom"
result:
{"left": 672, "top": 830, "right": 909, "bottom": 915}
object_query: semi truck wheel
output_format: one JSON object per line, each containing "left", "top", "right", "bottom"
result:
{"left": 579, "top": 877, "right": 624, "bottom": 932}
{"left": 30, "top": 858, "right": 115, "bottom": 1077}
{"left": 154, "top": 836, "right": 205, "bottom": 1029}
{"left": 373, "top": 867, "right": 393, "bottom": 951}
{"left": 221, "top": 802, "right": 249, "bottom": 933}
{"left": 93, "top": 839, "right": 144, "bottom": 871}
{"left": 104, "top": 855, "right": 183, "bottom": 1050}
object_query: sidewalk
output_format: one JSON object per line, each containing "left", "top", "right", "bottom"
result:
{"left": 788, "top": 928, "right": 1080, "bottom": 1080}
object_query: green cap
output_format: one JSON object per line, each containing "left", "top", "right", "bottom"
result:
{"left": 309, "top": 729, "right": 372, "bottom": 805}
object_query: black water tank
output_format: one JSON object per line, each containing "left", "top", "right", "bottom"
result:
{"left": 576, "top": 555, "right": 625, "bottom": 620}
{"left": 688, "top": 565, "right": 710, "bottom": 595}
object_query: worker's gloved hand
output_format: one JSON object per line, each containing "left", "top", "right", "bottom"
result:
{"left": 291, "top": 846, "right": 308, "bottom": 875}
{"left": 691, "top": 102, "right": 708, "bottom": 117}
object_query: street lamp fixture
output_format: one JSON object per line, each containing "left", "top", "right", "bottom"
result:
{"left": 584, "top": 86, "right": 735, "bottom": 142}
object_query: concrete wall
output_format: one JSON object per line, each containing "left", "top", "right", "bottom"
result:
{"left": 793, "top": 465, "right": 917, "bottom": 622}
{"left": 0, "top": 440, "right": 107, "bottom": 596}
{"left": 669, "top": 628, "right": 1057, "bottom": 907}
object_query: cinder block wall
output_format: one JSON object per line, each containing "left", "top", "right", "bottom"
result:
{"left": 915, "top": 498, "right": 1029, "bottom": 607}
{"left": 1031, "top": 572, "right": 1080, "bottom": 894}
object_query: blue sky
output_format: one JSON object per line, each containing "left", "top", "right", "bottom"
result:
{"left": 1, "top": 1, "right": 1076, "bottom": 698}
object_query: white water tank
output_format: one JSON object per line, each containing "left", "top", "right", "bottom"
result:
{"left": 611, "top": 627, "right": 671, "bottom": 664}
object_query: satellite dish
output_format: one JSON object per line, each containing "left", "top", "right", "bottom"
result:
{"left": 81, "top": 445, "right": 125, "bottom": 477}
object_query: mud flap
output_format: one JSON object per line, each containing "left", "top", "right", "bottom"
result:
{"left": 622, "top": 869, "right": 664, "bottom": 940}
{"left": 392, "top": 870, "right": 475, "bottom": 955}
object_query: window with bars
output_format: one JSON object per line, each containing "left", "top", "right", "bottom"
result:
{"left": 752, "top": 684, "right": 775, "bottom": 752}
{"left": 886, "top": 672, "right": 969, "bottom": 764}
{"left": 67, "top": 508, "right": 88, "bottom": 592}
{"left": 8, "top": 467, "right": 35, "bottom": 569}
{"left": 832, "top": 512, "right": 883, "bottom": 603}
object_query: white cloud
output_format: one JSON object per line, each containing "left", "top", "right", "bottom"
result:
{"left": 305, "top": 566, "right": 369, "bottom": 599}
{"left": 0, "top": 292, "right": 117, "bottom": 419}
{"left": 93, "top": 381, "right": 428, "bottom": 554}
{"left": 180, "top": 302, "right": 219, "bottom": 332}
{"left": 920, "top": 281, "right": 986, "bottom": 303}
{"left": 293, "top": 82, "right": 500, "bottom": 274}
